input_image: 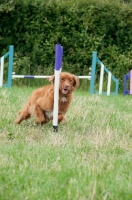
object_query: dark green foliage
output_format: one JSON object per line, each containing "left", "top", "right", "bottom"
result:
{"left": 0, "top": 0, "right": 132, "bottom": 91}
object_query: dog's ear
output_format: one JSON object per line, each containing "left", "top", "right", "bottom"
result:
{"left": 49, "top": 75, "right": 55, "bottom": 84}
{"left": 72, "top": 75, "right": 79, "bottom": 88}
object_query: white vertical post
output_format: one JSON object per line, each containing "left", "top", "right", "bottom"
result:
{"left": 107, "top": 72, "right": 111, "bottom": 96}
{"left": 99, "top": 63, "right": 104, "bottom": 94}
{"left": 0, "top": 56, "right": 4, "bottom": 87}
{"left": 53, "top": 44, "right": 63, "bottom": 131}
{"left": 53, "top": 70, "right": 60, "bottom": 129}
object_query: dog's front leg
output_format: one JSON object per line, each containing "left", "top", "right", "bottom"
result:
{"left": 58, "top": 113, "right": 66, "bottom": 124}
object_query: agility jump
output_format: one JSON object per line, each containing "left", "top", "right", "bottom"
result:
{"left": 0, "top": 45, "right": 119, "bottom": 96}
{"left": 0, "top": 45, "right": 13, "bottom": 88}
{"left": 90, "top": 51, "right": 119, "bottom": 96}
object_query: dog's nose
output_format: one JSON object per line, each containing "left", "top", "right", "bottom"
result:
{"left": 64, "top": 84, "right": 70, "bottom": 88}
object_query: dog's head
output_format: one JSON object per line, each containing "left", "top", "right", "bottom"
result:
{"left": 49, "top": 72, "right": 79, "bottom": 94}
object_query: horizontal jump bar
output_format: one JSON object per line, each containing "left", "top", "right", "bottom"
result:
{"left": 12, "top": 75, "right": 51, "bottom": 79}
{"left": 77, "top": 76, "right": 91, "bottom": 80}
{"left": 12, "top": 75, "right": 91, "bottom": 80}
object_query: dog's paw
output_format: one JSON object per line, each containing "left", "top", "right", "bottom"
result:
{"left": 14, "top": 120, "right": 19, "bottom": 125}
{"left": 34, "top": 120, "right": 39, "bottom": 125}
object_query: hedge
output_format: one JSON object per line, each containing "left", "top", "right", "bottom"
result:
{"left": 0, "top": 0, "right": 132, "bottom": 90}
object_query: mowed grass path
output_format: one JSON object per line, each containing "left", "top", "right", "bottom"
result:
{"left": 0, "top": 87, "right": 132, "bottom": 200}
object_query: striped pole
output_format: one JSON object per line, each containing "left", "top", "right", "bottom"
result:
{"left": 53, "top": 44, "right": 63, "bottom": 132}
{"left": 12, "top": 75, "right": 91, "bottom": 80}
{"left": 12, "top": 75, "right": 52, "bottom": 79}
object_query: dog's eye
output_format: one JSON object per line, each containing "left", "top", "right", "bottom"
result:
{"left": 61, "top": 78, "right": 64, "bottom": 81}
{"left": 69, "top": 79, "right": 72, "bottom": 82}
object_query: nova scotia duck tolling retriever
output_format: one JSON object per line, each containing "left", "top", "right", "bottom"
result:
{"left": 15, "top": 72, "right": 79, "bottom": 125}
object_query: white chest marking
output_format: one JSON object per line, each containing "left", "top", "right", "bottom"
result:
{"left": 45, "top": 111, "right": 53, "bottom": 119}
{"left": 45, "top": 110, "right": 64, "bottom": 120}
{"left": 61, "top": 97, "right": 67, "bottom": 102}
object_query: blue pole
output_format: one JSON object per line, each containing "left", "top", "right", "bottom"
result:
{"left": 60, "top": 46, "right": 63, "bottom": 71}
{"left": 90, "top": 51, "right": 97, "bottom": 94}
{"left": 115, "top": 79, "right": 119, "bottom": 95}
{"left": 7, "top": 45, "right": 14, "bottom": 87}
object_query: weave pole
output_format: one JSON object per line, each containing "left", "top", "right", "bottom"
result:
{"left": 53, "top": 44, "right": 63, "bottom": 132}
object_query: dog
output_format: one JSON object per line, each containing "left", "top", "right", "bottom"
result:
{"left": 15, "top": 72, "right": 79, "bottom": 125}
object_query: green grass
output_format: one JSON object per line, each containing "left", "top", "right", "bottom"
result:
{"left": 0, "top": 87, "right": 132, "bottom": 200}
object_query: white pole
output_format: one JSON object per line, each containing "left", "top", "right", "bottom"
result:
{"left": 0, "top": 56, "right": 4, "bottom": 87}
{"left": 53, "top": 44, "right": 63, "bottom": 131}
{"left": 77, "top": 76, "right": 91, "bottom": 80}
{"left": 99, "top": 63, "right": 104, "bottom": 95}
{"left": 107, "top": 72, "right": 111, "bottom": 96}
{"left": 53, "top": 70, "right": 60, "bottom": 130}
{"left": 12, "top": 75, "right": 91, "bottom": 80}
{"left": 12, "top": 75, "right": 52, "bottom": 79}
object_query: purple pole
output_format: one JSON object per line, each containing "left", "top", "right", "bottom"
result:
{"left": 53, "top": 44, "right": 63, "bottom": 131}
{"left": 130, "top": 70, "right": 132, "bottom": 95}
{"left": 123, "top": 72, "right": 130, "bottom": 95}
{"left": 60, "top": 46, "right": 63, "bottom": 71}
{"left": 123, "top": 74, "right": 127, "bottom": 95}
{"left": 55, "top": 44, "right": 62, "bottom": 71}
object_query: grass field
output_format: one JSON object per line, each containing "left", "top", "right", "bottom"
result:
{"left": 0, "top": 86, "right": 132, "bottom": 200}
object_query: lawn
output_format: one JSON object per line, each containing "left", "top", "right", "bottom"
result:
{"left": 0, "top": 87, "right": 132, "bottom": 200}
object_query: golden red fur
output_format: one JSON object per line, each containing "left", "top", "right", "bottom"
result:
{"left": 15, "top": 72, "right": 79, "bottom": 125}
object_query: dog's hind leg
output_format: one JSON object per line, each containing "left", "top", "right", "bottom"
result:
{"left": 15, "top": 108, "right": 31, "bottom": 124}
{"left": 34, "top": 104, "right": 47, "bottom": 125}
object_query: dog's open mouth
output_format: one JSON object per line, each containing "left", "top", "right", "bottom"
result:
{"left": 62, "top": 88, "right": 69, "bottom": 94}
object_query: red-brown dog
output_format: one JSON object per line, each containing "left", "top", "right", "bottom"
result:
{"left": 15, "top": 72, "right": 79, "bottom": 125}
